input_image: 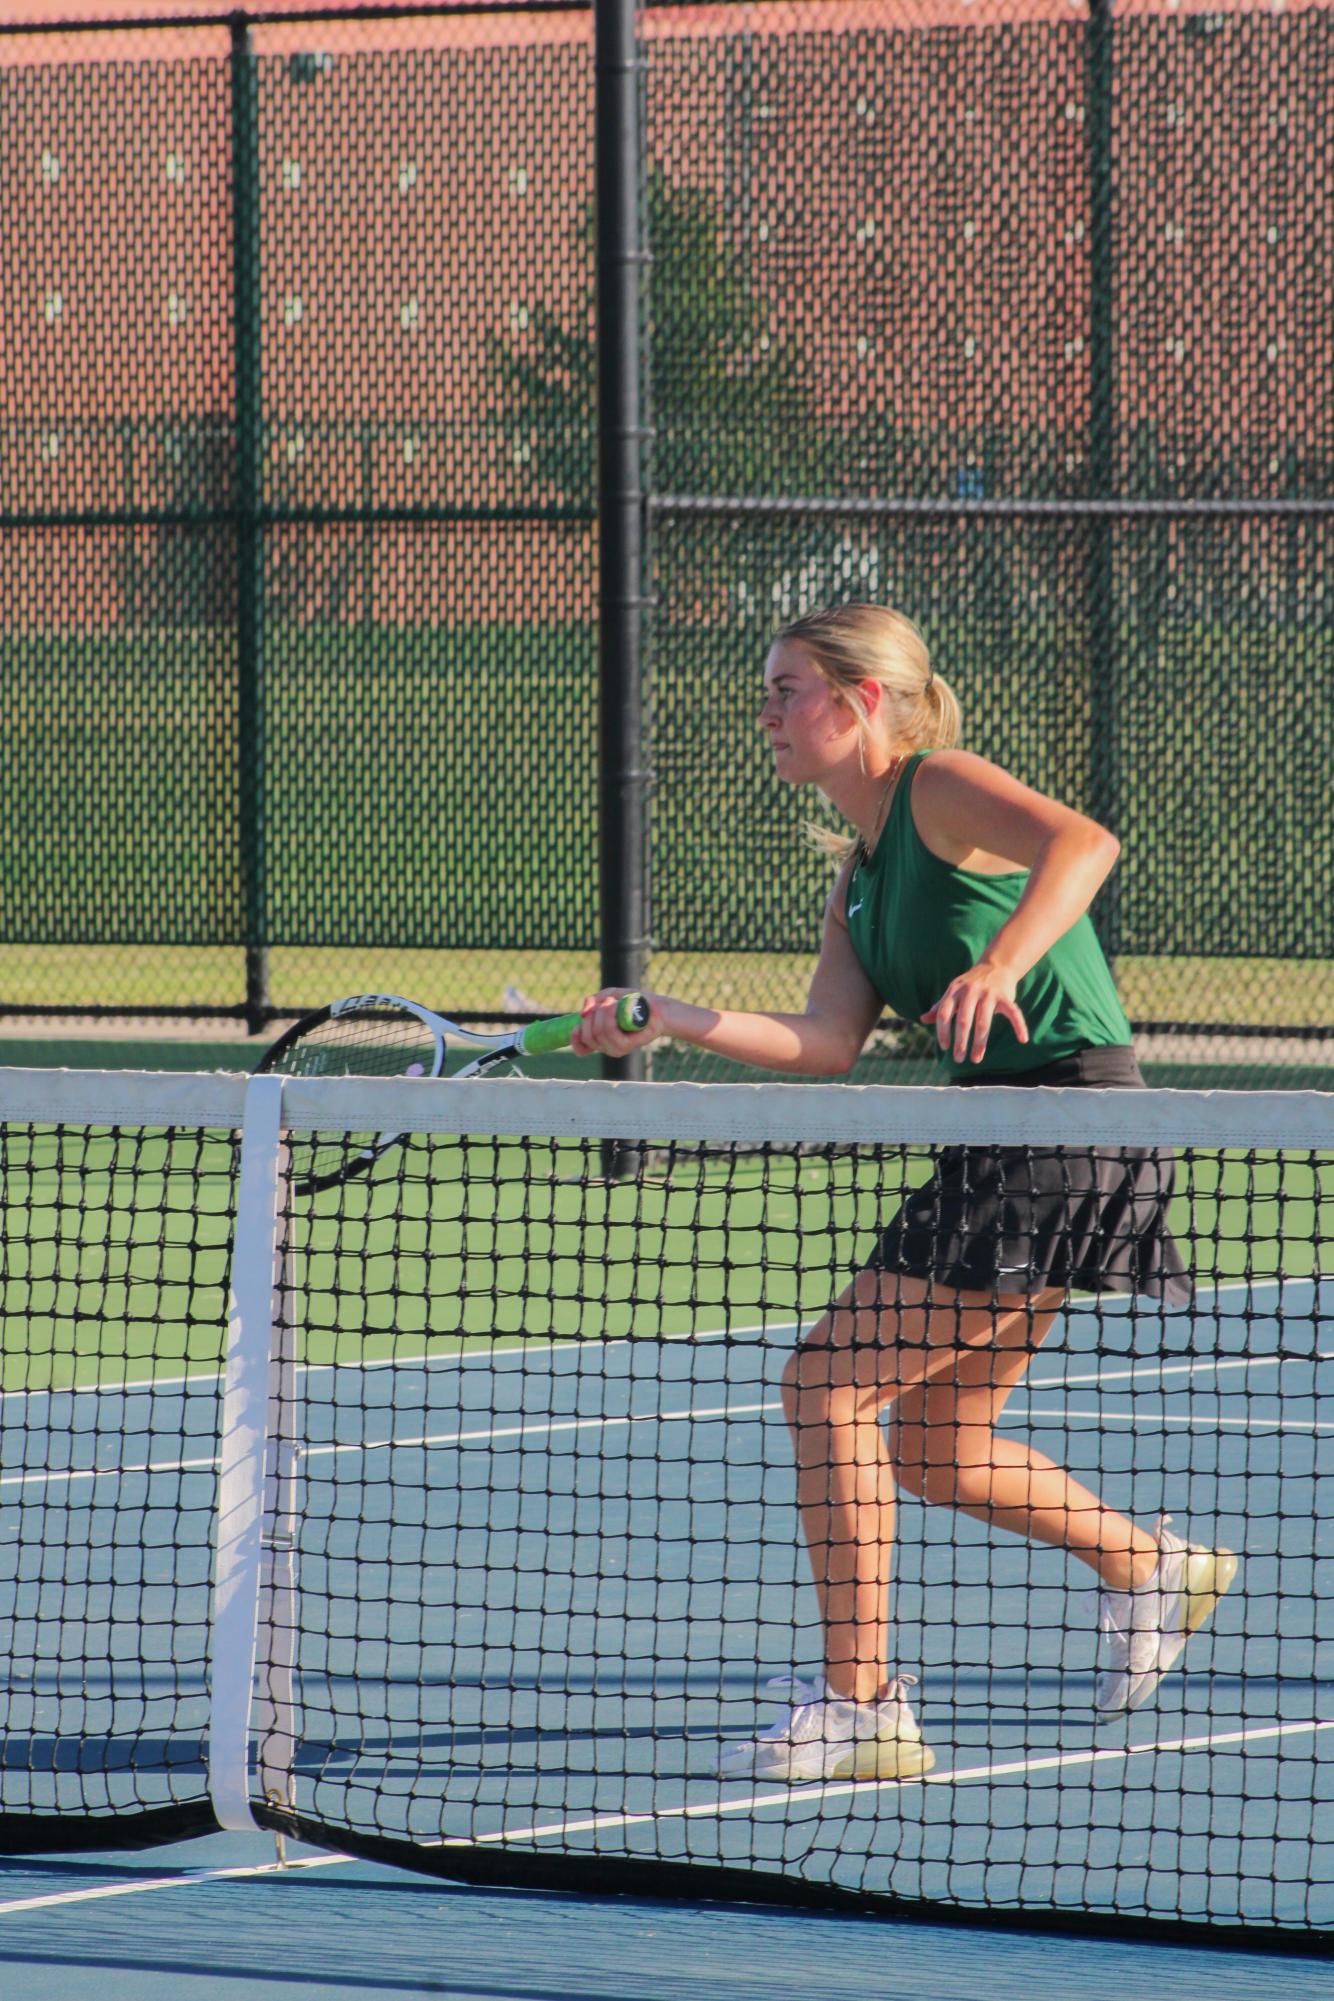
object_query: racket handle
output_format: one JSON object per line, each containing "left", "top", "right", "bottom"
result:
{"left": 517, "top": 991, "right": 651, "bottom": 1056}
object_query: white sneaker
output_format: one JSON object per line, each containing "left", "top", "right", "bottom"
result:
{"left": 716, "top": 1673, "right": 935, "bottom": 1784}
{"left": 1096, "top": 1515, "right": 1239, "bottom": 1716}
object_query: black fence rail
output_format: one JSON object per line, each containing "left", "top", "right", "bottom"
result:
{"left": 1, "top": 0, "right": 1330, "bottom": 1081}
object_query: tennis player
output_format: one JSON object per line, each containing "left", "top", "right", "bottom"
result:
{"left": 572, "top": 602, "right": 1237, "bottom": 1785}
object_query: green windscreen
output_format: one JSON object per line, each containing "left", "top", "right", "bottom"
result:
{"left": 0, "top": 2, "right": 1329, "bottom": 1085}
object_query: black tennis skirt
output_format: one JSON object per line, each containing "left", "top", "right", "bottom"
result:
{"left": 868, "top": 1045, "right": 1190, "bottom": 1307}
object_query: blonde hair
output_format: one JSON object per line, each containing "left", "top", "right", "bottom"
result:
{"left": 772, "top": 603, "right": 960, "bottom": 862}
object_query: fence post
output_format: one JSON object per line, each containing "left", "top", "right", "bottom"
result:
{"left": 120, "top": 418, "right": 137, "bottom": 624}
{"left": 594, "top": 0, "right": 648, "bottom": 1093}
{"left": 1084, "top": 0, "right": 1120, "bottom": 958}
{"left": 361, "top": 419, "right": 374, "bottom": 628}
{"left": 231, "top": 16, "right": 269, "bottom": 1035}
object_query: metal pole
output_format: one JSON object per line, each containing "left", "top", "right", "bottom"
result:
{"left": 594, "top": 0, "right": 648, "bottom": 1087}
{"left": 1085, "top": 0, "right": 1120, "bottom": 956}
{"left": 121, "top": 419, "right": 137, "bottom": 623}
{"left": 361, "top": 419, "right": 374, "bottom": 629}
{"left": 231, "top": 18, "right": 269, "bottom": 1034}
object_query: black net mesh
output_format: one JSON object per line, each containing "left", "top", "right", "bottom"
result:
{"left": 0, "top": 1, "right": 1330, "bottom": 1083}
{"left": 0, "top": 1115, "right": 235, "bottom": 1846}
{"left": 248, "top": 1112, "right": 1332, "bottom": 1939}
{"left": 0, "top": 1075, "right": 1329, "bottom": 1943}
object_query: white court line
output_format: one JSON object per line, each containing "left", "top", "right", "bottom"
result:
{"left": 4, "top": 1718, "right": 1328, "bottom": 1917}
{"left": 0, "top": 1850, "right": 351, "bottom": 1918}
{"left": 300, "top": 1401, "right": 774, "bottom": 1463}
{"left": 1063, "top": 1273, "right": 1331, "bottom": 1315}
{"left": 287, "top": 1386, "right": 1334, "bottom": 1461}
{"left": 6, "top": 1265, "right": 1330, "bottom": 1408}
{"left": 1005, "top": 1402, "right": 1333, "bottom": 1435}
{"left": 1028, "top": 1353, "right": 1328, "bottom": 1392}
{"left": 450, "top": 1716, "right": 1334, "bottom": 1851}
{"left": 0, "top": 1401, "right": 782, "bottom": 1491}
{"left": 0, "top": 1450, "right": 224, "bottom": 1494}
{"left": 0, "top": 1321, "right": 796, "bottom": 1409}
{"left": 9, "top": 1356, "right": 1330, "bottom": 1490}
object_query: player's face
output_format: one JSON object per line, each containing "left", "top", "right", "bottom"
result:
{"left": 759, "top": 642, "right": 860, "bottom": 787}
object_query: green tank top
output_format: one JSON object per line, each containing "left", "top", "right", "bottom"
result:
{"left": 846, "top": 749, "right": 1132, "bottom": 1081}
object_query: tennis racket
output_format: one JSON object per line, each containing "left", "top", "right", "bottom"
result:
{"left": 256, "top": 991, "right": 650, "bottom": 1193}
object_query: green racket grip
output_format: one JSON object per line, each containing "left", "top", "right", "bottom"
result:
{"left": 517, "top": 992, "right": 650, "bottom": 1056}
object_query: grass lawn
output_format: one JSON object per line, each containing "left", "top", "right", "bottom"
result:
{"left": 3, "top": 611, "right": 1331, "bottom": 990}
{"left": 1, "top": 615, "right": 1329, "bottom": 1099}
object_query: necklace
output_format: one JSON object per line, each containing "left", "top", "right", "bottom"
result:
{"left": 859, "top": 753, "right": 906, "bottom": 863}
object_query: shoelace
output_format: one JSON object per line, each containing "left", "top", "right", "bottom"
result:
{"left": 755, "top": 1671, "right": 919, "bottom": 1715}
{"left": 759, "top": 1673, "right": 822, "bottom": 1705}
{"left": 752, "top": 1675, "right": 824, "bottom": 1740}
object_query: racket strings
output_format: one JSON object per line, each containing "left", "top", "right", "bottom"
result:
{"left": 266, "top": 1004, "right": 444, "bottom": 1189}
{"left": 278, "top": 1008, "right": 440, "bottom": 1082}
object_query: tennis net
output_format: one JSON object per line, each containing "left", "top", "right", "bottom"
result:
{"left": 0, "top": 1066, "right": 1329, "bottom": 1946}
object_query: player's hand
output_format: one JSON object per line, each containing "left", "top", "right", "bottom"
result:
{"left": 570, "top": 988, "right": 661, "bottom": 1058}
{"left": 921, "top": 962, "right": 1027, "bottom": 1066}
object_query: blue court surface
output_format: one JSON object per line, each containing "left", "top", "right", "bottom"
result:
{"left": 1, "top": 1833, "right": 1332, "bottom": 2001}
{"left": 1, "top": 1275, "right": 1330, "bottom": 1990}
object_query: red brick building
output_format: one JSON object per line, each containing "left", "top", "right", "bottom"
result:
{"left": 3, "top": 0, "right": 1330, "bottom": 625}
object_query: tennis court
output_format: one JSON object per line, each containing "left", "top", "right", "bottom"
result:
{"left": 301, "top": 1286, "right": 1330, "bottom": 1908}
{"left": 4, "top": 0, "right": 1334, "bottom": 1990}
{"left": 3, "top": 1839, "right": 1330, "bottom": 2001}
{"left": 1, "top": 1070, "right": 1330, "bottom": 1979}
{"left": 12, "top": 1277, "right": 1328, "bottom": 1913}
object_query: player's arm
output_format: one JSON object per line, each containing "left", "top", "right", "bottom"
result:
{"left": 913, "top": 750, "right": 1120, "bottom": 1063}
{"left": 572, "top": 857, "right": 883, "bottom": 1075}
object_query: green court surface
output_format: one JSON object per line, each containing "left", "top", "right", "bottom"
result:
{"left": 2, "top": 1126, "right": 1329, "bottom": 1395}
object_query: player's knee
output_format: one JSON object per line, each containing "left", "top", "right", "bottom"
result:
{"left": 781, "top": 1341, "right": 860, "bottom": 1427}
{"left": 898, "top": 1441, "right": 996, "bottom": 1511}
{"left": 781, "top": 1342, "right": 829, "bottom": 1413}
{"left": 890, "top": 1424, "right": 932, "bottom": 1500}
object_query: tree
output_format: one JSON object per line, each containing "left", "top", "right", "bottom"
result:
{"left": 487, "top": 166, "right": 822, "bottom": 507}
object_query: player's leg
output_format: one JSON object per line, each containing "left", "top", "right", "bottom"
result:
{"left": 781, "top": 1275, "right": 1105, "bottom": 1700}
{"left": 892, "top": 1334, "right": 1238, "bottom": 1717}
{"left": 718, "top": 1274, "right": 1060, "bottom": 1783}
{"left": 890, "top": 1319, "right": 1162, "bottom": 1588}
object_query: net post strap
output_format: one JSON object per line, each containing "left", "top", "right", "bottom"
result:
{"left": 255, "top": 1215, "right": 299, "bottom": 1818}
{"left": 209, "top": 1072, "right": 286, "bottom": 1834}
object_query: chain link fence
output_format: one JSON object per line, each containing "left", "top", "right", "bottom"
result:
{"left": 1, "top": 0, "right": 1330, "bottom": 1082}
